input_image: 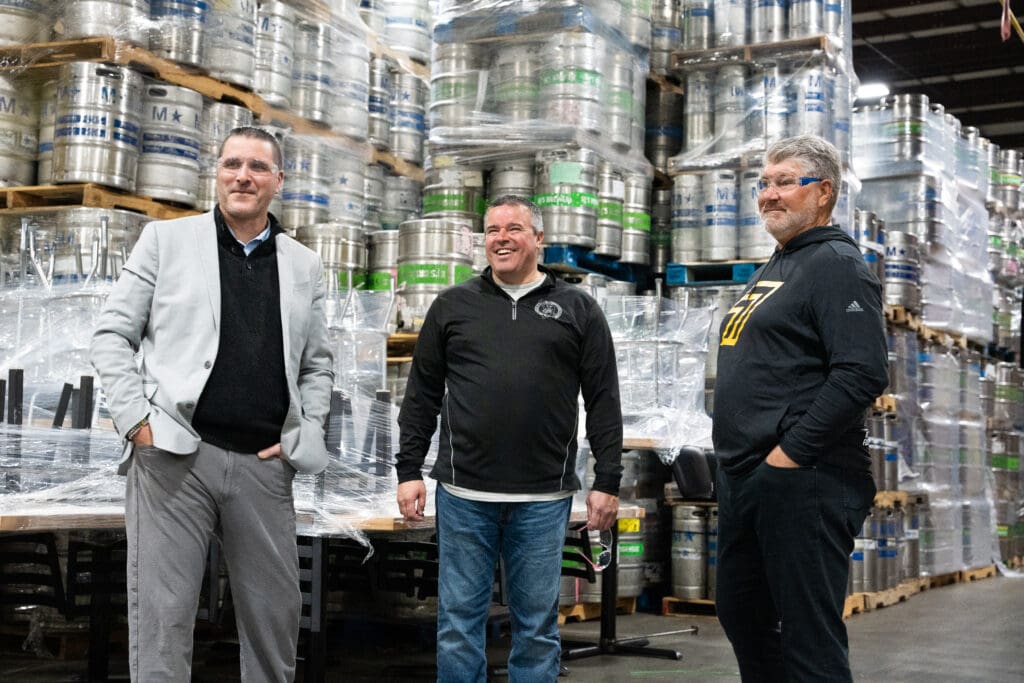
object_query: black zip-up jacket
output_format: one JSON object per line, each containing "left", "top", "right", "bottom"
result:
{"left": 712, "top": 226, "right": 889, "bottom": 475}
{"left": 395, "top": 266, "right": 624, "bottom": 495}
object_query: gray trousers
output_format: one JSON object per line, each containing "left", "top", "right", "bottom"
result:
{"left": 125, "top": 441, "right": 300, "bottom": 682}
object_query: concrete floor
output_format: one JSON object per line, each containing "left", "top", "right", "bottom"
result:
{"left": 2, "top": 575, "right": 1022, "bottom": 682}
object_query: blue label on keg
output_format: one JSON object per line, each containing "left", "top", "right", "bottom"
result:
{"left": 282, "top": 192, "right": 329, "bottom": 206}
{"left": 294, "top": 72, "right": 334, "bottom": 87}
{"left": 652, "top": 27, "right": 682, "bottom": 40}
{"left": 152, "top": 1, "right": 209, "bottom": 20}
{"left": 689, "top": 8, "right": 712, "bottom": 17}
{"left": 38, "top": 142, "right": 52, "bottom": 152}
{"left": 143, "top": 132, "right": 200, "bottom": 149}
{"left": 58, "top": 114, "right": 107, "bottom": 126}
{"left": 142, "top": 144, "right": 199, "bottom": 161}
{"left": 56, "top": 126, "right": 106, "bottom": 139}
{"left": 113, "top": 131, "right": 138, "bottom": 146}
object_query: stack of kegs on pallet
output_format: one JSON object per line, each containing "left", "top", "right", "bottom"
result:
{"left": 670, "top": 503, "right": 717, "bottom": 601}
{"left": 850, "top": 502, "right": 917, "bottom": 595}
{"left": 985, "top": 360, "right": 1024, "bottom": 565}
{"left": 865, "top": 412, "right": 899, "bottom": 493}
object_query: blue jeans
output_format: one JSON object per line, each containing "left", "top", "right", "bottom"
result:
{"left": 435, "top": 485, "right": 572, "bottom": 683}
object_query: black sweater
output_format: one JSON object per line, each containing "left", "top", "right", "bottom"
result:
{"left": 191, "top": 209, "right": 289, "bottom": 453}
{"left": 395, "top": 266, "right": 624, "bottom": 495}
{"left": 712, "top": 226, "right": 890, "bottom": 475}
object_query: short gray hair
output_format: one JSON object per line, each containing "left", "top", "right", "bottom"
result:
{"left": 486, "top": 195, "right": 543, "bottom": 234}
{"left": 765, "top": 135, "right": 842, "bottom": 212}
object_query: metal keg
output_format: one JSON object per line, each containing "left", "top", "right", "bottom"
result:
{"left": 855, "top": 210, "right": 884, "bottom": 283}
{"left": 824, "top": 0, "right": 843, "bottom": 37}
{"left": 136, "top": 83, "right": 202, "bottom": 206}
{"left": 603, "top": 51, "right": 635, "bottom": 151}
{"left": 280, "top": 136, "right": 333, "bottom": 229}
{"left": 882, "top": 415, "right": 900, "bottom": 491}
{"left": 59, "top": 0, "right": 149, "bottom": 46}
{"left": 0, "top": 207, "right": 147, "bottom": 284}
{"left": 788, "top": 65, "right": 833, "bottom": 139}
{"left": 363, "top": 162, "right": 386, "bottom": 228}
{"left": 383, "top": 0, "right": 431, "bottom": 64}
{"left": 488, "top": 155, "right": 534, "bottom": 202}
{"left": 682, "top": 0, "right": 713, "bottom": 50}
{"left": 539, "top": 32, "right": 605, "bottom": 134}
{"left": 746, "top": 63, "right": 788, "bottom": 144}
{"left": 580, "top": 522, "right": 645, "bottom": 601}
{"left": 422, "top": 164, "right": 486, "bottom": 231}
{"left": 594, "top": 162, "right": 624, "bottom": 258}
{"left": 396, "top": 218, "right": 474, "bottom": 331}
{"left": 622, "top": 0, "right": 653, "bottom": 48}
{"left": 329, "top": 151, "right": 367, "bottom": 222}
{"left": 995, "top": 149, "right": 1022, "bottom": 210}
{"left": 671, "top": 505, "right": 707, "bottom": 599}
{"left": 294, "top": 221, "right": 367, "bottom": 291}
{"left": 330, "top": 35, "right": 370, "bottom": 142}
{"left": 367, "top": 229, "right": 398, "bottom": 291}
{"left": 986, "top": 138, "right": 1002, "bottom": 205}
{"left": 714, "top": 0, "right": 747, "bottom": 47}
{"left": 196, "top": 100, "right": 253, "bottom": 210}
{"left": 150, "top": 0, "right": 205, "bottom": 67}
{"left": 490, "top": 43, "right": 539, "bottom": 124}
{"left": 651, "top": 188, "right": 673, "bottom": 272}
{"left": 381, "top": 174, "right": 422, "bottom": 230}
{"left": 0, "top": 74, "right": 39, "bottom": 187}
{"left": 714, "top": 64, "right": 747, "bottom": 155}
{"left": 645, "top": 83, "right": 683, "bottom": 174}
{"left": 650, "top": 0, "right": 682, "bottom": 74}
{"left": 684, "top": 70, "right": 713, "bottom": 153}
{"left": 702, "top": 169, "right": 738, "bottom": 262}
{"left": 53, "top": 62, "right": 144, "bottom": 192}
{"left": 203, "top": 0, "right": 257, "bottom": 90}
{"left": 471, "top": 231, "right": 487, "bottom": 275}
{"left": 902, "top": 500, "right": 920, "bottom": 579}
{"left": 390, "top": 72, "right": 427, "bottom": 165}
{"left": 883, "top": 231, "right": 920, "bottom": 311}
{"left": 255, "top": 0, "right": 296, "bottom": 109}
{"left": 36, "top": 80, "right": 57, "bottom": 185}
{"left": 751, "top": 0, "right": 787, "bottom": 43}
{"left": 533, "top": 147, "right": 599, "bottom": 249}
{"left": 429, "top": 42, "right": 482, "bottom": 130}
{"left": 620, "top": 172, "right": 652, "bottom": 266}
{"left": 882, "top": 93, "right": 930, "bottom": 163}
{"left": 359, "top": 0, "right": 386, "bottom": 33}
{"left": 291, "top": 20, "right": 336, "bottom": 126}
{"left": 789, "top": 0, "right": 823, "bottom": 38}
{"left": 0, "top": 0, "right": 47, "bottom": 45}
{"left": 739, "top": 168, "right": 774, "bottom": 259}
{"left": 368, "top": 57, "right": 394, "bottom": 151}
{"left": 672, "top": 173, "right": 703, "bottom": 263}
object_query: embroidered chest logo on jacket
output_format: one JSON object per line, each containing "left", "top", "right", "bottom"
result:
{"left": 535, "top": 300, "right": 563, "bottom": 319}
{"left": 720, "top": 280, "right": 784, "bottom": 347}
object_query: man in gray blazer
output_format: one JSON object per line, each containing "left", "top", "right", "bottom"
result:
{"left": 91, "top": 126, "right": 333, "bottom": 682}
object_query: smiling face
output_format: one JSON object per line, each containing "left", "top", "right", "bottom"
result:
{"left": 215, "top": 134, "right": 284, "bottom": 231}
{"left": 484, "top": 203, "right": 543, "bottom": 285}
{"left": 757, "top": 157, "right": 834, "bottom": 247}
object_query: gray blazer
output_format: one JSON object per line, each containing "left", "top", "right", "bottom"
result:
{"left": 90, "top": 210, "right": 334, "bottom": 475}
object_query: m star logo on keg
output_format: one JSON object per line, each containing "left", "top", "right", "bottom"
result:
{"left": 535, "top": 301, "right": 563, "bottom": 320}
{"left": 720, "top": 281, "right": 783, "bottom": 347}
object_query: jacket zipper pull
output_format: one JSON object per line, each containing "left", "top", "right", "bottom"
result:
{"left": 511, "top": 300, "right": 517, "bottom": 320}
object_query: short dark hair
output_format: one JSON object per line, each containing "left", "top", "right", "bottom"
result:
{"left": 486, "top": 195, "right": 543, "bottom": 234}
{"left": 218, "top": 126, "right": 283, "bottom": 169}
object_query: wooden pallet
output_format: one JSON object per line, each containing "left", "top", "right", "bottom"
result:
{"left": 860, "top": 580, "right": 918, "bottom": 611}
{"left": 873, "top": 490, "right": 909, "bottom": 508}
{"left": 0, "top": 183, "right": 198, "bottom": 220}
{"left": 558, "top": 597, "right": 636, "bottom": 625}
{"left": 387, "top": 333, "right": 419, "bottom": 359}
{"left": 843, "top": 593, "right": 865, "bottom": 618}
{"left": 672, "top": 34, "right": 840, "bottom": 70}
{"left": 661, "top": 596, "right": 716, "bottom": 617}
{"left": 884, "top": 304, "right": 920, "bottom": 330}
{"left": 925, "top": 571, "right": 961, "bottom": 589}
{"left": 959, "top": 564, "right": 997, "bottom": 582}
{"left": 873, "top": 394, "right": 897, "bottom": 413}
{"left": 899, "top": 577, "right": 931, "bottom": 594}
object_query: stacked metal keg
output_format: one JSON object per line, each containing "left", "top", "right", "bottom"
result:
{"left": 383, "top": 0, "right": 432, "bottom": 64}
{"left": 534, "top": 147, "right": 599, "bottom": 249}
{"left": 255, "top": 0, "right": 297, "bottom": 110}
{"left": 620, "top": 172, "right": 652, "bottom": 265}
{"left": 422, "top": 162, "right": 486, "bottom": 232}
{"left": 280, "top": 135, "right": 333, "bottom": 230}
{"left": 368, "top": 57, "right": 395, "bottom": 151}
{"left": 0, "top": 73, "right": 39, "bottom": 187}
{"left": 650, "top": 0, "right": 682, "bottom": 75}
{"left": 850, "top": 505, "right": 905, "bottom": 594}
{"left": 650, "top": 187, "right": 673, "bottom": 273}
{"left": 855, "top": 209, "right": 884, "bottom": 285}
{"left": 428, "top": 42, "right": 482, "bottom": 130}
{"left": 204, "top": 0, "right": 257, "bottom": 90}
{"left": 136, "top": 83, "right": 203, "bottom": 206}
{"left": 58, "top": 0, "right": 149, "bottom": 46}
{"left": 294, "top": 220, "right": 367, "bottom": 291}
{"left": 0, "top": 1, "right": 49, "bottom": 45}
{"left": 150, "top": 0, "right": 205, "bottom": 67}
{"left": 644, "top": 82, "right": 683, "bottom": 175}
{"left": 395, "top": 218, "right": 474, "bottom": 331}
{"left": 670, "top": 503, "right": 717, "bottom": 600}
{"left": 390, "top": 71, "right": 427, "bottom": 165}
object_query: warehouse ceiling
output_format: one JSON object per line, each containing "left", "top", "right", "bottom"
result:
{"left": 852, "top": 0, "right": 1024, "bottom": 151}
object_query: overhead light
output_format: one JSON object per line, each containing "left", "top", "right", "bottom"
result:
{"left": 856, "top": 82, "right": 890, "bottom": 100}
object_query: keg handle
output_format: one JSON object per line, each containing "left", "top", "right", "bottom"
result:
{"left": 85, "top": 215, "right": 111, "bottom": 285}
{"left": 22, "top": 217, "right": 53, "bottom": 290}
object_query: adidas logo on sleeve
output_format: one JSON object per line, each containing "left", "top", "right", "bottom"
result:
{"left": 846, "top": 300, "right": 864, "bottom": 313}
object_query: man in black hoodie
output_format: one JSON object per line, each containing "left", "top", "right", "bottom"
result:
{"left": 712, "top": 135, "right": 889, "bottom": 682}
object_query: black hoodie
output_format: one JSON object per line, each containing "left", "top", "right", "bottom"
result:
{"left": 712, "top": 225, "right": 890, "bottom": 475}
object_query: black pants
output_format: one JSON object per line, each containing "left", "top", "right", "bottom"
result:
{"left": 715, "top": 460, "right": 875, "bottom": 682}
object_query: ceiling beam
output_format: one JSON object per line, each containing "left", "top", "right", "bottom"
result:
{"left": 853, "top": 6, "right": 994, "bottom": 38}
{"left": 985, "top": 132, "right": 1024, "bottom": 151}
{"left": 854, "top": 34, "right": 1023, "bottom": 82}
{"left": 852, "top": 0, "right": 941, "bottom": 16}
{"left": 884, "top": 74, "right": 1024, "bottom": 110}
{"left": 949, "top": 107, "right": 1024, "bottom": 128}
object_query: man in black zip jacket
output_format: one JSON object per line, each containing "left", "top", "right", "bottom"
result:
{"left": 395, "top": 195, "right": 623, "bottom": 682}
{"left": 712, "top": 136, "right": 889, "bottom": 682}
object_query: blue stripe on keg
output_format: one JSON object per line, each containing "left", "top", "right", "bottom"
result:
{"left": 706, "top": 203, "right": 738, "bottom": 212}
{"left": 151, "top": 1, "right": 209, "bottom": 19}
{"left": 143, "top": 132, "right": 201, "bottom": 149}
{"left": 58, "top": 114, "right": 107, "bottom": 125}
{"left": 282, "top": 191, "right": 329, "bottom": 206}
{"left": 825, "top": 3, "right": 841, "bottom": 12}
{"left": 0, "top": 0, "right": 46, "bottom": 11}
{"left": 114, "top": 119, "right": 140, "bottom": 134}
{"left": 293, "top": 72, "right": 334, "bottom": 87}
{"left": 652, "top": 27, "right": 682, "bottom": 39}
{"left": 38, "top": 142, "right": 52, "bottom": 152}
{"left": 142, "top": 144, "right": 199, "bottom": 160}
{"left": 113, "top": 131, "right": 139, "bottom": 146}
{"left": 55, "top": 126, "right": 106, "bottom": 139}
{"left": 689, "top": 9, "right": 712, "bottom": 17}
{"left": 851, "top": 551, "right": 864, "bottom": 561}
{"left": 706, "top": 217, "right": 737, "bottom": 227}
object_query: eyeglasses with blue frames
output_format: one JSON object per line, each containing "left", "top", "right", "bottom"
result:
{"left": 217, "top": 157, "right": 279, "bottom": 177}
{"left": 568, "top": 522, "right": 613, "bottom": 572}
{"left": 756, "top": 176, "right": 822, "bottom": 194}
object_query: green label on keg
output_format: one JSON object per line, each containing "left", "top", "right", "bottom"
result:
{"left": 598, "top": 201, "right": 623, "bottom": 224}
{"left": 532, "top": 191, "right": 598, "bottom": 209}
{"left": 991, "top": 455, "right": 1020, "bottom": 470}
{"left": 336, "top": 271, "right": 366, "bottom": 290}
{"left": 431, "top": 80, "right": 479, "bottom": 101}
{"left": 548, "top": 161, "right": 583, "bottom": 184}
{"left": 367, "top": 271, "right": 394, "bottom": 291}
{"left": 475, "top": 196, "right": 488, "bottom": 215}
{"left": 990, "top": 234, "right": 1004, "bottom": 248}
{"left": 424, "top": 191, "right": 472, "bottom": 214}
{"left": 494, "top": 82, "right": 539, "bottom": 102}
{"left": 997, "top": 524, "right": 1009, "bottom": 538}
{"left": 884, "top": 121, "right": 923, "bottom": 136}
{"left": 651, "top": 229, "right": 672, "bottom": 247}
{"left": 996, "top": 172, "right": 1023, "bottom": 186}
{"left": 604, "top": 86, "right": 633, "bottom": 110}
{"left": 398, "top": 263, "right": 474, "bottom": 285}
{"left": 539, "top": 68, "right": 601, "bottom": 88}
{"left": 623, "top": 212, "right": 651, "bottom": 232}
{"left": 619, "top": 542, "right": 644, "bottom": 557}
